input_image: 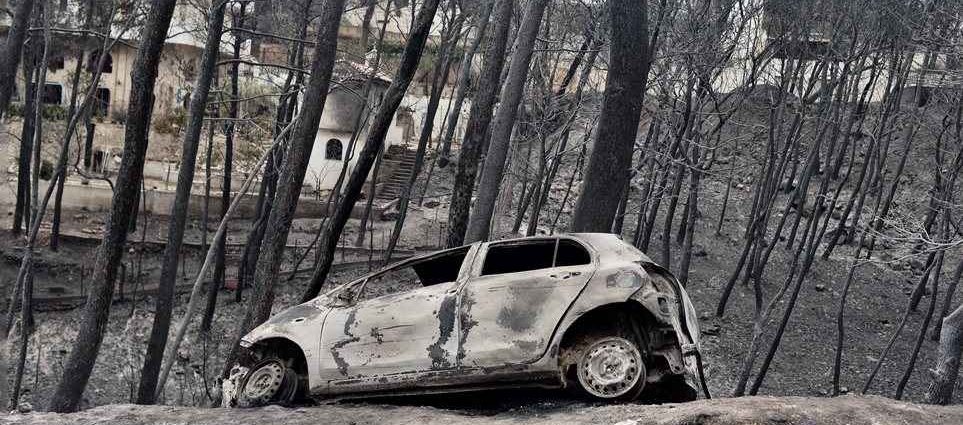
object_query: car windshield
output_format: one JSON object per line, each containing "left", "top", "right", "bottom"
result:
{"left": 346, "top": 246, "right": 470, "bottom": 302}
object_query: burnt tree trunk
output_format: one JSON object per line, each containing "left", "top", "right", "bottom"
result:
{"left": 303, "top": 0, "right": 442, "bottom": 302}
{"left": 203, "top": 0, "right": 246, "bottom": 334}
{"left": 384, "top": 4, "right": 464, "bottom": 260}
{"left": 50, "top": 49, "right": 86, "bottom": 251}
{"left": 927, "top": 302, "right": 963, "bottom": 404}
{"left": 353, "top": 149, "right": 384, "bottom": 247}
{"left": 570, "top": 0, "right": 650, "bottom": 232}
{"left": 465, "top": 0, "right": 549, "bottom": 243}
{"left": 219, "top": 0, "right": 348, "bottom": 377}
{"left": 12, "top": 58, "right": 37, "bottom": 235}
{"left": 47, "top": 0, "right": 179, "bottom": 412}
{"left": 445, "top": 0, "right": 514, "bottom": 248}
{"left": 0, "top": 0, "right": 35, "bottom": 120}
{"left": 437, "top": 1, "right": 492, "bottom": 166}
{"left": 237, "top": 0, "right": 311, "bottom": 303}
{"left": 134, "top": 0, "right": 227, "bottom": 404}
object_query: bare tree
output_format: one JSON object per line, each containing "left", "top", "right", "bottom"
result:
{"left": 570, "top": 0, "right": 650, "bottom": 232}
{"left": 0, "top": 0, "right": 36, "bottom": 122}
{"left": 134, "top": 0, "right": 228, "bottom": 404}
{"left": 202, "top": 0, "right": 249, "bottom": 334}
{"left": 302, "top": 0, "right": 443, "bottom": 302}
{"left": 218, "top": 0, "right": 349, "bottom": 378}
{"left": 445, "top": 0, "right": 514, "bottom": 247}
{"left": 464, "top": 0, "right": 549, "bottom": 243}
{"left": 48, "top": 0, "right": 181, "bottom": 411}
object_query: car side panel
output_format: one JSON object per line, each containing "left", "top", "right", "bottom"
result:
{"left": 456, "top": 262, "right": 594, "bottom": 367}
{"left": 316, "top": 282, "right": 459, "bottom": 393}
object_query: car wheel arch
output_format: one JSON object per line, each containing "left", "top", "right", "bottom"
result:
{"left": 556, "top": 302, "right": 658, "bottom": 372}
{"left": 247, "top": 337, "right": 310, "bottom": 380}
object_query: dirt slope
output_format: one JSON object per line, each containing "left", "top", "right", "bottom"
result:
{"left": 3, "top": 396, "right": 961, "bottom": 425}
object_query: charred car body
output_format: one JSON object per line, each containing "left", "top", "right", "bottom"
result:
{"left": 224, "top": 233, "right": 707, "bottom": 406}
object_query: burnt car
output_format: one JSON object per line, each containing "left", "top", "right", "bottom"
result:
{"left": 223, "top": 233, "right": 707, "bottom": 406}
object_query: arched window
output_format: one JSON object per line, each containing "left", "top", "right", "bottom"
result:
{"left": 326, "top": 138, "right": 343, "bottom": 160}
{"left": 88, "top": 50, "right": 113, "bottom": 74}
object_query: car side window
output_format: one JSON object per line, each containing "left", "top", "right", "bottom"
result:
{"left": 555, "top": 239, "right": 591, "bottom": 266}
{"left": 356, "top": 247, "right": 469, "bottom": 302}
{"left": 481, "top": 239, "right": 557, "bottom": 276}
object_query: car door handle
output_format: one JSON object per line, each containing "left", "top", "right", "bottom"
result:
{"left": 550, "top": 271, "right": 581, "bottom": 279}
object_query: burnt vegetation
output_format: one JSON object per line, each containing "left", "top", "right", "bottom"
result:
{"left": 2, "top": 0, "right": 963, "bottom": 419}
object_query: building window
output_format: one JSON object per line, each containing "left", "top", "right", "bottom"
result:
{"left": 47, "top": 55, "right": 64, "bottom": 71}
{"left": 88, "top": 50, "right": 113, "bottom": 74}
{"left": 326, "top": 138, "right": 343, "bottom": 160}
{"left": 94, "top": 88, "right": 110, "bottom": 116}
{"left": 41, "top": 84, "right": 62, "bottom": 105}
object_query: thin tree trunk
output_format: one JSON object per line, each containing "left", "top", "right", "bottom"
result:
{"left": 446, "top": 0, "right": 514, "bottom": 248}
{"left": 48, "top": 0, "right": 180, "bottom": 411}
{"left": 678, "top": 152, "right": 700, "bottom": 286}
{"left": 570, "top": 0, "right": 650, "bottom": 233}
{"left": 12, "top": 57, "right": 37, "bottom": 235}
{"left": 465, "top": 0, "right": 549, "bottom": 243}
{"left": 217, "top": 0, "right": 348, "bottom": 380}
{"left": 303, "top": 0, "right": 442, "bottom": 302}
{"left": 384, "top": 5, "right": 464, "bottom": 260}
{"left": 134, "top": 0, "right": 227, "bottom": 404}
{"left": 895, "top": 240, "right": 944, "bottom": 400}
{"left": 551, "top": 143, "right": 587, "bottom": 233}
{"left": 0, "top": 0, "right": 36, "bottom": 121}
{"left": 6, "top": 5, "right": 46, "bottom": 407}
{"left": 359, "top": 0, "right": 378, "bottom": 52}
{"left": 50, "top": 50, "right": 86, "bottom": 251}
{"left": 353, "top": 149, "right": 383, "bottom": 246}
{"left": 203, "top": 1, "right": 246, "bottom": 334}
{"left": 437, "top": 1, "right": 492, "bottom": 166}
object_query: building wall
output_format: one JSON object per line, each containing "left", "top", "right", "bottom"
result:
{"left": 12, "top": 41, "right": 205, "bottom": 120}
{"left": 304, "top": 86, "right": 470, "bottom": 192}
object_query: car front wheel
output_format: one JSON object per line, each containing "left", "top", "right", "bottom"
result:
{"left": 574, "top": 335, "right": 646, "bottom": 401}
{"left": 237, "top": 358, "right": 300, "bottom": 407}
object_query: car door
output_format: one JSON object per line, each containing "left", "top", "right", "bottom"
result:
{"left": 317, "top": 246, "right": 475, "bottom": 391}
{"left": 456, "top": 238, "right": 595, "bottom": 368}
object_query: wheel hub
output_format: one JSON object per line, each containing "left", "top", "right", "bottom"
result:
{"left": 577, "top": 337, "right": 644, "bottom": 398}
{"left": 241, "top": 361, "right": 285, "bottom": 405}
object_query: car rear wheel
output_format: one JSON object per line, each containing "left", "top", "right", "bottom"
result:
{"left": 237, "top": 358, "right": 300, "bottom": 407}
{"left": 574, "top": 335, "right": 646, "bottom": 401}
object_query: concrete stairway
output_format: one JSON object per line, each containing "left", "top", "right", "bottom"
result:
{"left": 375, "top": 145, "right": 418, "bottom": 200}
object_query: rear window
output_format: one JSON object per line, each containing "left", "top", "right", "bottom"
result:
{"left": 481, "top": 239, "right": 591, "bottom": 276}
{"left": 556, "top": 239, "right": 591, "bottom": 266}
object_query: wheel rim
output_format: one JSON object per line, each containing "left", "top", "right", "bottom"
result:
{"left": 577, "top": 337, "right": 644, "bottom": 399}
{"left": 241, "top": 360, "right": 286, "bottom": 405}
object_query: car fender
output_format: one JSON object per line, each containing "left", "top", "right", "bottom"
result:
{"left": 240, "top": 300, "right": 330, "bottom": 390}
{"left": 546, "top": 264, "right": 659, "bottom": 354}
{"left": 547, "top": 263, "right": 701, "bottom": 379}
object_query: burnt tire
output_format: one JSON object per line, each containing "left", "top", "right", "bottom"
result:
{"left": 571, "top": 335, "right": 646, "bottom": 401}
{"left": 237, "top": 358, "right": 300, "bottom": 407}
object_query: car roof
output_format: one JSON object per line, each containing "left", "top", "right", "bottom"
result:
{"left": 323, "top": 234, "right": 654, "bottom": 298}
